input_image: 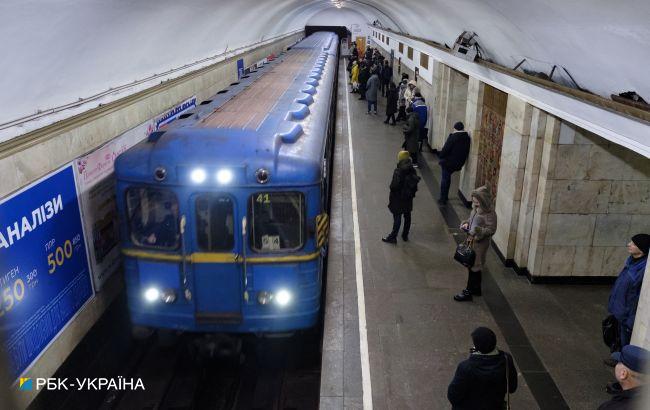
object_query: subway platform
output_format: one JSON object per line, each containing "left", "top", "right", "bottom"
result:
{"left": 320, "top": 59, "right": 614, "bottom": 409}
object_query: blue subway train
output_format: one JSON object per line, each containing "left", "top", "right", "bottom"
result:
{"left": 115, "top": 32, "right": 338, "bottom": 334}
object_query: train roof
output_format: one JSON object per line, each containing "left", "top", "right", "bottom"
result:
{"left": 116, "top": 32, "right": 338, "bottom": 188}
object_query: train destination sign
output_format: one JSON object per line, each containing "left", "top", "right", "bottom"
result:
{"left": 0, "top": 164, "right": 93, "bottom": 380}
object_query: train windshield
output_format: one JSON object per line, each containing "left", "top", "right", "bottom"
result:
{"left": 250, "top": 192, "right": 304, "bottom": 252}
{"left": 196, "top": 195, "right": 235, "bottom": 251}
{"left": 126, "top": 187, "right": 180, "bottom": 250}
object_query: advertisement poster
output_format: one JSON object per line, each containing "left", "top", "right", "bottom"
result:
{"left": 0, "top": 165, "right": 93, "bottom": 380}
{"left": 75, "top": 120, "right": 155, "bottom": 291}
{"left": 155, "top": 96, "right": 197, "bottom": 130}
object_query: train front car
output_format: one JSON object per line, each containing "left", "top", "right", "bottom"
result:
{"left": 115, "top": 32, "right": 338, "bottom": 334}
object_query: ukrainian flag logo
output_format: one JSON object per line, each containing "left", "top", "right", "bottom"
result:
{"left": 19, "top": 377, "right": 32, "bottom": 391}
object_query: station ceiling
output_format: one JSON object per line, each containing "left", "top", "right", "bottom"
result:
{"left": 1, "top": 0, "right": 648, "bottom": 126}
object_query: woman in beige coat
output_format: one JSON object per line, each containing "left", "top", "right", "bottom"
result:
{"left": 454, "top": 186, "right": 497, "bottom": 302}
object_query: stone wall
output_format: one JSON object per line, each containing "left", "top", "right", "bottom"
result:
{"left": 504, "top": 116, "right": 650, "bottom": 278}
{"left": 632, "top": 262, "right": 650, "bottom": 348}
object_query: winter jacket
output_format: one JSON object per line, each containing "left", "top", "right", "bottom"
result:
{"left": 439, "top": 131, "right": 471, "bottom": 171}
{"left": 597, "top": 386, "right": 643, "bottom": 410}
{"left": 461, "top": 186, "right": 497, "bottom": 272}
{"left": 388, "top": 158, "right": 419, "bottom": 214}
{"left": 608, "top": 256, "right": 648, "bottom": 331}
{"left": 366, "top": 74, "right": 380, "bottom": 102}
{"left": 351, "top": 64, "right": 359, "bottom": 84}
{"left": 386, "top": 87, "right": 398, "bottom": 115}
{"left": 448, "top": 350, "right": 518, "bottom": 410}
{"left": 402, "top": 111, "right": 420, "bottom": 153}
{"left": 404, "top": 86, "right": 415, "bottom": 106}
{"left": 381, "top": 64, "right": 393, "bottom": 82}
{"left": 358, "top": 68, "right": 370, "bottom": 90}
{"left": 412, "top": 98, "right": 428, "bottom": 132}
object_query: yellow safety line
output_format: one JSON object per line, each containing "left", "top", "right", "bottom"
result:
{"left": 121, "top": 248, "right": 320, "bottom": 264}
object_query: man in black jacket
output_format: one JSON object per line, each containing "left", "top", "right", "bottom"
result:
{"left": 438, "top": 121, "right": 471, "bottom": 205}
{"left": 448, "top": 327, "right": 518, "bottom": 410}
{"left": 598, "top": 344, "right": 649, "bottom": 409}
{"left": 358, "top": 63, "right": 370, "bottom": 101}
{"left": 382, "top": 151, "right": 420, "bottom": 244}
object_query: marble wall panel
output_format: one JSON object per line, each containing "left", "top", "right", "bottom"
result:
{"left": 549, "top": 180, "right": 611, "bottom": 214}
{"left": 608, "top": 181, "right": 650, "bottom": 214}
{"left": 544, "top": 213, "right": 596, "bottom": 246}
{"left": 540, "top": 245, "right": 576, "bottom": 276}
{"left": 593, "top": 214, "right": 633, "bottom": 247}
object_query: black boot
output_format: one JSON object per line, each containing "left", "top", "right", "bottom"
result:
{"left": 454, "top": 289, "right": 473, "bottom": 302}
{"left": 382, "top": 236, "right": 397, "bottom": 244}
{"left": 467, "top": 270, "right": 482, "bottom": 296}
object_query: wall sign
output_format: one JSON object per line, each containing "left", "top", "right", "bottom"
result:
{"left": 0, "top": 164, "right": 93, "bottom": 380}
{"left": 75, "top": 120, "right": 154, "bottom": 291}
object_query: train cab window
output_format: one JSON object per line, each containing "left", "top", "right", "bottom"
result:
{"left": 195, "top": 195, "right": 235, "bottom": 251}
{"left": 250, "top": 192, "right": 304, "bottom": 252}
{"left": 126, "top": 188, "right": 180, "bottom": 250}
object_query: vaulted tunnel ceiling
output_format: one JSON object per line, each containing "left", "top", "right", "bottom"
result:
{"left": 1, "top": 0, "right": 649, "bottom": 126}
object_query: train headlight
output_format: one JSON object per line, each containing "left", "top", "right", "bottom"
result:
{"left": 216, "top": 169, "right": 233, "bottom": 185}
{"left": 190, "top": 168, "right": 207, "bottom": 184}
{"left": 161, "top": 289, "right": 177, "bottom": 304}
{"left": 144, "top": 287, "right": 160, "bottom": 303}
{"left": 275, "top": 289, "right": 292, "bottom": 307}
{"left": 255, "top": 168, "right": 270, "bottom": 184}
{"left": 257, "top": 291, "right": 272, "bottom": 305}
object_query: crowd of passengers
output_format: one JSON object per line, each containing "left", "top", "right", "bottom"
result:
{"left": 347, "top": 42, "right": 650, "bottom": 410}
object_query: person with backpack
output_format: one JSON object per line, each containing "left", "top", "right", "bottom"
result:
{"left": 382, "top": 151, "right": 420, "bottom": 244}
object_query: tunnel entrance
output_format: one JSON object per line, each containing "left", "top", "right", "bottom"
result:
{"left": 305, "top": 25, "right": 350, "bottom": 41}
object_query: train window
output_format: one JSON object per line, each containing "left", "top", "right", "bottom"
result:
{"left": 249, "top": 192, "right": 304, "bottom": 252}
{"left": 195, "top": 195, "right": 235, "bottom": 251}
{"left": 126, "top": 188, "right": 180, "bottom": 250}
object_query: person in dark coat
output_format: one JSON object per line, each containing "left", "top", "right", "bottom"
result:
{"left": 382, "top": 151, "right": 420, "bottom": 244}
{"left": 607, "top": 234, "right": 649, "bottom": 348}
{"left": 366, "top": 71, "right": 380, "bottom": 114}
{"left": 598, "top": 344, "right": 649, "bottom": 409}
{"left": 438, "top": 121, "right": 471, "bottom": 205}
{"left": 448, "top": 327, "right": 518, "bottom": 410}
{"left": 358, "top": 63, "right": 370, "bottom": 101}
{"left": 402, "top": 106, "right": 420, "bottom": 167}
{"left": 383, "top": 82, "right": 398, "bottom": 125}
{"left": 381, "top": 60, "right": 392, "bottom": 96}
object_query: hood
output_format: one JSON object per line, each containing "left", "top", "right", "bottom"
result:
{"left": 468, "top": 352, "right": 506, "bottom": 375}
{"left": 471, "top": 185, "right": 494, "bottom": 212}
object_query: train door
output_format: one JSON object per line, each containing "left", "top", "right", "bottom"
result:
{"left": 191, "top": 194, "right": 243, "bottom": 323}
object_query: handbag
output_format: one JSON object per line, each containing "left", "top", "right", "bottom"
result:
{"left": 454, "top": 237, "right": 476, "bottom": 267}
{"left": 602, "top": 314, "right": 621, "bottom": 352}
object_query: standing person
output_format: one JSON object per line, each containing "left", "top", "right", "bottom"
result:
{"left": 454, "top": 186, "right": 497, "bottom": 302}
{"left": 607, "top": 234, "right": 649, "bottom": 352}
{"left": 384, "top": 82, "right": 398, "bottom": 125}
{"left": 382, "top": 151, "right": 420, "bottom": 244}
{"left": 396, "top": 78, "right": 408, "bottom": 122}
{"left": 448, "top": 327, "right": 518, "bottom": 410}
{"left": 598, "top": 344, "right": 649, "bottom": 409}
{"left": 358, "top": 63, "right": 370, "bottom": 101}
{"left": 404, "top": 80, "right": 417, "bottom": 107}
{"left": 402, "top": 106, "right": 420, "bottom": 168}
{"left": 366, "top": 69, "right": 380, "bottom": 115}
{"left": 411, "top": 92, "right": 428, "bottom": 151}
{"left": 350, "top": 60, "right": 359, "bottom": 93}
{"left": 346, "top": 57, "right": 355, "bottom": 82}
{"left": 438, "top": 121, "right": 471, "bottom": 205}
{"left": 381, "top": 60, "right": 392, "bottom": 96}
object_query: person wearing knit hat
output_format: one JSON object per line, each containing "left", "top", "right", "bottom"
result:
{"left": 606, "top": 233, "right": 649, "bottom": 355}
{"left": 448, "top": 327, "right": 518, "bottom": 409}
{"left": 437, "top": 121, "right": 471, "bottom": 205}
{"left": 382, "top": 151, "right": 420, "bottom": 244}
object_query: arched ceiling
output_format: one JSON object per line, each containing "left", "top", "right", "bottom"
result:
{"left": 1, "top": 0, "right": 648, "bottom": 127}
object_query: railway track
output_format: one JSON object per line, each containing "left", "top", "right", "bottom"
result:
{"left": 100, "top": 330, "right": 321, "bottom": 410}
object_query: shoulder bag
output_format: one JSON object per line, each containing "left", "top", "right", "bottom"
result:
{"left": 454, "top": 237, "right": 476, "bottom": 268}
